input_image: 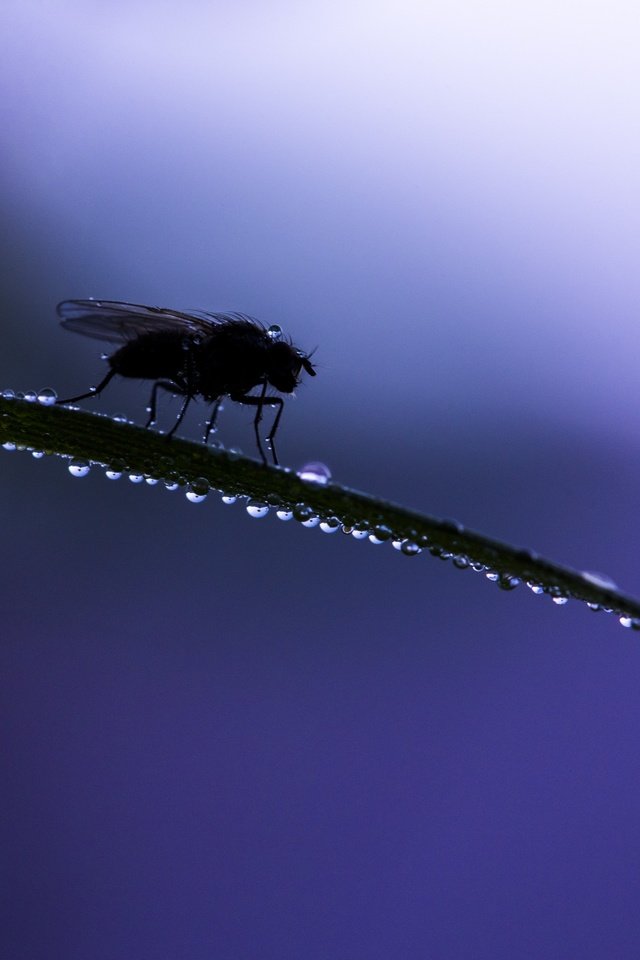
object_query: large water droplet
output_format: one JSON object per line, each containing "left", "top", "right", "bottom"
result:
{"left": 128, "top": 473, "right": 144, "bottom": 484}
{"left": 68, "top": 459, "right": 90, "bottom": 478}
{"left": 351, "top": 527, "right": 370, "bottom": 540}
{"left": 37, "top": 387, "right": 57, "bottom": 406}
{"left": 2, "top": 441, "right": 16, "bottom": 451}
{"left": 24, "top": 390, "right": 37, "bottom": 403}
{"left": 246, "top": 500, "right": 269, "bottom": 518}
{"left": 369, "top": 525, "right": 392, "bottom": 545}
{"left": 276, "top": 508, "right": 294, "bottom": 521}
{"left": 296, "top": 461, "right": 332, "bottom": 485}
{"left": 581, "top": 570, "right": 618, "bottom": 590}
{"left": 105, "top": 467, "right": 122, "bottom": 480}
{"left": 301, "top": 515, "right": 321, "bottom": 528}
{"left": 221, "top": 494, "right": 237, "bottom": 505}
{"left": 267, "top": 324, "right": 283, "bottom": 341}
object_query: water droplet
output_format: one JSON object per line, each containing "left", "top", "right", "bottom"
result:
{"left": 2, "top": 441, "right": 16, "bottom": 451}
{"left": 112, "top": 412, "right": 129, "bottom": 423}
{"left": 552, "top": 596, "right": 569, "bottom": 605}
{"left": 320, "top": 517, "right": 341, "bottom": 533}
{"left": 145, "top": 477, "right": 158, "bottom": 486}
{"left": 36, "top": 387, "right": 57, "bottom": 406}
{"left": 68, "top": 459, "right": 90, "bottom": 478}
{"left": 128, "top": 473, "right": 144, "bottom": 484}
{"left": 301, "top": 516, "right": 321, "bottom": 528}
{"left": 246, "top": 500, "right": 269, "bottom": 518}
{"left": 453, "top": 555, "right": 470, "bottom": 570}
{"left": 391, "top": 539, "right": 404, "bottom": 550}
{"left": 24, "top": 390, "right": 37, "bottom": 403}
{"left": 369, "top": 525, "right": 392, "bottom": 544}
{"left": 527, "top": 582, "right": 545, "bottom": 595}
{"left": 297, "top": 461, "right": 332, "bottom": 485}
{"left": 2, "top": 389, "right": 15, "bottom": 399}
{"left": 581, "top": 570, "right": 618, "bottom": 590}
{"left": 619, "top": 617, "right": 640, "bottom": 630}
{"left": 227, "top": 447, "right": 242, "bottom": 460}
{"left": 276, "top": 508, "right": 293, "bottom": 521}
{"left": 400, "top": 540, "right": 421, "bottom": 556}
{"left": 221, "top": 495, "right": 237, "bottom": 505}
{"left": 351, "top": 528, "right": 370, "bottom": 540}
{"left": 471, "top": 562, "right": 486, "bottom": 572}
{"left": 485, "top": 571, "right": 500, "bottom": 582}
{"left": 293, "top": 503, "right": 315, "bottom": 522}
{"left": 105, "top": 467, "right": 122, "bottom": 480}
{"left": 498, "top": 574, "right": 520, "bottom": 591}
{"left": 267, "top": 324, "right": 283, "bottom": 341}
{"left": 165, "top": 481, "right": 179, "bottom": 491}
{"left": 587, "top": 603, "right": 601, "bottom": 612}
{"left": 186, "top": 477, "right": 210, "bottom": 503}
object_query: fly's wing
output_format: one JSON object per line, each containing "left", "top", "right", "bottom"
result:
{"left": 57, "top": 300, "right": 257, "bottom": 344}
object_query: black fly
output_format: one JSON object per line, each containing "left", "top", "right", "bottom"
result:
{"left": 56, "top": 300, "right": 316, "bottom": 466}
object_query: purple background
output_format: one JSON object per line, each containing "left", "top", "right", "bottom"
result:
{"left": 2, "top": 3, "right": 640, "bottom": 957}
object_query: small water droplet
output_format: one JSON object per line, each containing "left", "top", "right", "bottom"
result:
{"left": 485, "top": 571, "right": 500, "bottom": 582}
{"left": 221, "top": 495, "right": 237, "bottom": 505}
{"left": 453, "top": 555, "right": 470, "bottom": 570}
{"left": 301, "top": 515, "right": 321, "bottom": 528}
{"left": 145, "top": 477, "right": 158, "bottom": 486}
{"left": 105, "top": 468, "right": 122, "bottom": 480}
{"left": 128, "top": 473, "right": 144, "bottom": 484}
{"left": 400, "top": 540, "right": 421, "bottom": 556}
{"left": 2, "top": 389, "right": 15, "bottom": 399}
{"left": 391, "top": 539, "right": 403, "bottom": 550}
{"left": 228, "top": 447, "right": 242, "bottom": 460}
{"left": 246, "top": 500, "right": 269, "bottom": 518}
{"left": 351, "top": 528, "right": 370, "bottom": 540}
{"left": 165, "top": 481, "right": 179, "bottom": 491}
{"left": 31, "top": 450, "right": 45, "bottom": 459}
{"left": 2, "top": 441, "right": 16, "bottom": 451}
{"left": 369, "top": 525, "right": 392, "bottom": 544}
{"left": 587, "top": 603, "right": 601, "bottom": 612}
{"left": 293, "top": 503, "right": 315, "bottom": 522}
{"left": 619, "top": 617, "right": 640, "bottom": 630}
{"left": 36, "top": 387, "right": 57, "bottom": 406}
{"left": 186, "top": 478, "right": 210, "bottom": 503}
{"left": 498, "top": 574, "right": 520, "bottom": 591}
{"left": 552, "top": 596, "right": 569, "bottom": 605}
{"left": 68, "top": 459, "right": 90, "bottom": 478}
{"left": 296, "top": 461, "right": 332, "bottom": 485}
{"left": 471, "top": 562, "right": 486, "bottom": 572}
{"left": 24, "top": 390, "right": 37, "bottom": 403}
{"left": 267, "top": 324, "right": 283, "bottom": 341}
{"left": 527, "top": 582, "right": 545, "bottom": 595}
{"left": 112, "top": 412, "right": 129, "bottom": 423}
{"left": 276, "top": 508, "right": 294, "bottom": 521}
{"left": 319, "top": 518, "right": 341, "bottom": 533}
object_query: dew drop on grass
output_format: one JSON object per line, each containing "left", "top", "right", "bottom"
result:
{"left": 400, "top": 540, "right": 421, "bottom": 556}
{"left": 620, "top": 617, "right": 640, "bottom": 630}
{"left": 301, "top": 515, "right": 321, "bottom": 528}
{"left": 2, "top": 389, "right": 15, "bottom": 399}
{"left": 68, "top": 459, "right": 90, "bottom": 478}
{"left": 31, "top": 450, "right": 45, "bottom": 459}
{"left": 297, "top": 461, "right": 332, "bottom": 485}
{"left": 276, "top": 508, "right": 294, "bottom": 521}
{"left": 2, "top": 442, "right": 16, "bottom": 451}
{"left": 24, "top": 390, "right": 37, "bottom": 402}
{"left": 552, "top": 596, "right": 569, "bottom": 605}
{"left": 186, "top": 478, "right": 210, "bottom": 503}
{"left": 221, "top": 495, "right": 237, "bottom": 505}
{"left": 37, "top": 387, "right": 57, "bottom": 406}
{"left": 128, "top": 473, "right": 144, "bottom": 484}
{"left": 319, "top": 518, "right": 341, "bottom": 533}
{"left": 105, "top": 467, "right": 122, "bottom": 480}
{"left": 498, "top": 574, "right": 520, "bottom": 591}
{"left": 351, "top": 528, "right": 370, "bottom": 540}
{"left": 246, "top": 500, "right": 269, "bottom": 518}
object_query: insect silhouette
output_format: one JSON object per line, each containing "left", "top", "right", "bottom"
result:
{"left": 56, "top": 299, "right": 316, "bottom": 465}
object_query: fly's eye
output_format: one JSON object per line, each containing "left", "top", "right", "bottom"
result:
{"left": 269, "top": 341, "right": 297, "bottom": 372}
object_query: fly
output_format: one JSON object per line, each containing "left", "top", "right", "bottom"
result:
{"left": 56, "top": 299, "right": 316, "bottom": 466}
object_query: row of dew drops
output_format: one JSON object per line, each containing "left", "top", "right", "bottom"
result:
{"left": 3, "top": 387, "right": 638, "bottom": 630}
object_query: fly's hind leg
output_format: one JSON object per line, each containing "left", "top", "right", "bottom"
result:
{"left": 203, "top": 397, "right": 223, "bottom": 444}
{"left": 57, "top": 367, "right": 117, "bottom": 405}
{"left": 230, "top": 385, "right": 284, "bottom": 466}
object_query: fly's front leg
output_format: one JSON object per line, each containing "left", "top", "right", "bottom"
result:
{"left": 57, "top": 367, "right": 117, "bottom": 406}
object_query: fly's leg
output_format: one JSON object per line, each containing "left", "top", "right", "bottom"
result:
{"left": 56, "top": 367, "right": 117, "bottom": 405}
{"left": 230, "top": 385, "right": 284, "bottom": 466}
{"left": 203, "top": 397, "right": 223, "bottom": 444}
{"left": 165, "top": 394, "right": 192, "bottom": 439}
{"left": 145, "top": 380, "right": 181, "bottom": 428}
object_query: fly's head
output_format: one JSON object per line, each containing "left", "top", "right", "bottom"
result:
{"left": 266, "top": 341, "right": 316, "bottom": 393}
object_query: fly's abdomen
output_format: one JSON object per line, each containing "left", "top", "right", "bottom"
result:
{"left": 110, "top": 332, "right": 190, "bottom": 383}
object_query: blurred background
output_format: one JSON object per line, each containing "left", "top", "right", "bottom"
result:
{"left": 2, "top": 2, "right": 640, "bottom": 957}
